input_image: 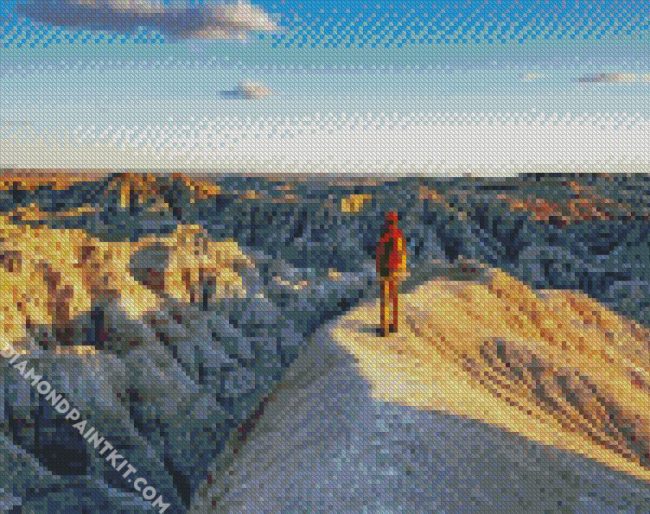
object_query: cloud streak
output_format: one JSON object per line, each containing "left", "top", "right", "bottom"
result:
{"left": 578, "top": 73, "right": 650, "bottom": 84}
{"left": 220, "top": 81, "right": 273, "bottom": 100}
{"left": 520, "top": 72, "right": 546, "bottom": 82}
{"left": 16, "top": 0, "right": 278, "bottom": 40}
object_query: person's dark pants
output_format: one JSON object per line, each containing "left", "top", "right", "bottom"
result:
{"left": 379, "top": 275, "right": 399, "bottom": 335}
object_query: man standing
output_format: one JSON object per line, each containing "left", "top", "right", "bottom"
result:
{"left": 376, "top": 211, "right": 407, "bottom": 337}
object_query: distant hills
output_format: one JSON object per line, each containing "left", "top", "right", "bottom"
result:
{"left": 3, "top": 172, "right": 646, "bottom": 322}
{"left": 0, "top": 172, "right": 648, "bottom": 510}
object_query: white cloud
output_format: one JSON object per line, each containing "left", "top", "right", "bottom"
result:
{"left": 17, "top": 0, "right": 278, "bottom": 40}
{"left": 521, "top": 72, "right": 545, "bottom": 82}
{"left": 219, "top": 81, "right": 273, "bottom": 100}
{"left": 578, "top": 73, "right": 650, "bottom": 83}
{"left": 236, "top": 81, "right": 273, "bottom": 99}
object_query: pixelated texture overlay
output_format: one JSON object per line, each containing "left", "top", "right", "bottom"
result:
{"left": 1, "top": 1, "right": 650, "bottom": 513}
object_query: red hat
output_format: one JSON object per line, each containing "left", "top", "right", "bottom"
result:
{"left": 385, "top": 211, "right": 398, "bottom": 223}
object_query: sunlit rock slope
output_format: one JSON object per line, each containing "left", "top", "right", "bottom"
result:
{"left": 192, "top": 263, "right": 650, "bottom": 512}
{"left": 0, "top": 215, "right": 371, "bottom": 511}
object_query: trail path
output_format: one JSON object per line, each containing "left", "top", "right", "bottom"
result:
{"left": 192, "top": 269, "right": 650, "bottom": 512}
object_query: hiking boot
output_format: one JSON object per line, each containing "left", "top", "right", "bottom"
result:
{"left": 389, "top": 324, "right": 398, "bottom": 333}
{"left": 377, "top": 327, "right": 388, "bottom": 337}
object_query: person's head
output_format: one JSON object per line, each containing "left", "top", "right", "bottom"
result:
{"left": 385, "top": 210, "right": 399, "bottom": 228}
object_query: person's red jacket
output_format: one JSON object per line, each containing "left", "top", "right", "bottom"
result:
{"left": 376, "top": 226, "right": 406, "bottom": 277}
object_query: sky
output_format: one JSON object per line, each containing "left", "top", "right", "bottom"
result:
{"left": 0, "top": 0, "right": 649, "bottom": 174}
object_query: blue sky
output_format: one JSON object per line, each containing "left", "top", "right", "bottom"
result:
{"left": 1, "top": 1, "right": 648, "bottom": 173}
